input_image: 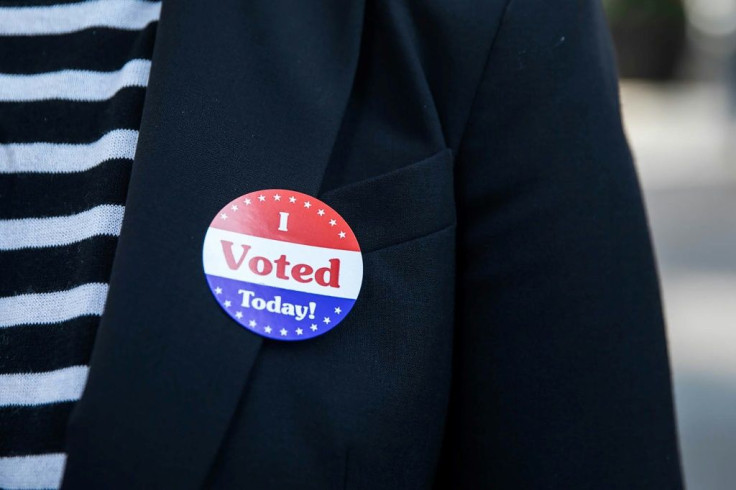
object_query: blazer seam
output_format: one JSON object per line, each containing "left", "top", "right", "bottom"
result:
{"left": 364, "top": 221, "right": 456, "bottom": 255}
{"left": 455, "top": 0, "right": 514, "bottom": 152}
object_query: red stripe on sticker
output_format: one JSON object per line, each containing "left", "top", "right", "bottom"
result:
{"left": 208, "top": 189, "right": 360, "bottom": 252}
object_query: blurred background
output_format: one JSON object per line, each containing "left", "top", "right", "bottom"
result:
{"left": 603, "top": 0, "right": 736, "bottom": 488}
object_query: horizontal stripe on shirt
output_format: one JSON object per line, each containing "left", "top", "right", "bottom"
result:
{"left": 0, "top": 283, "right": 109, "bottom": 328}
{"left": 0, "top": 0, "right": 161, "bottom": 36}
{"left": 0, "top": 1, "right": 158, "bottom": 484}
{"left": 0, "top": 23, "right": 157, "bottom": 74}
{"left": 0, "top": 453, "right": 66, "bottom": 490}
{"left": 0, "top": 87, "right": 145, "bottom": 143}
{"left": 0, "top": 237, "right": 118, "bottom": 296}
{"left": 0, "top": 129, "right": 138, "bottom": 174}
{"left": 0, "top": 204, "right": 125, "bottom": 251}
{"left": 0, "top": 1, "right": 89, "bottom": 5}
{"left": 0, "top": 160, "right": 132, "bottom": 219}
{"left": 0, "top": 365, "right": 89, "bottom": 407}
{"left": 0, "top": 317, "right": 98, "bottom": 373}
{"left": 0, "top": 403, "right": 74, "bottom": 456}
{"left": 0, "top": 59, "right": 151, "bottom": 102}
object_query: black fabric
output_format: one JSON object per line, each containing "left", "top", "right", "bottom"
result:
{"left": 0, "top": 237, "right": 119, "bottom": 296}
{"left": 0, "top": 317, "right": 98, "bottom": 373}
{"left": 0, "top": 160, "right": 132, "bottom": 219}
{"left": 320, "top": 149, "right": 455, "bottom": 253}
{"left": 0, "top": 403, "right": 75, "bottom": 456}
{"left": 62, "top": 0, "right": 683, "bottom": 489}
{"left": 0, "top": 88, "right": 146, "bottom": 143}
{"left": 0, "top": 23, "right": 157, "bottom": 74}
{"left": 437, "top": 1, "right": 683, "bottom": 488}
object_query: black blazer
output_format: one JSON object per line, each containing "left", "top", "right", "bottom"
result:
{"left": 61, "top": 0, "right": 683, "bottom": 488}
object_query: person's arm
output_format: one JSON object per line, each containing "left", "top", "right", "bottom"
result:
{"left": 441, "top": 0, "right": 683, "bottom": 487}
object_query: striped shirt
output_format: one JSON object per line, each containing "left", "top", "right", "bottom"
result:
{"left": 0, "top": 1, "right": 160, "bottom": 488}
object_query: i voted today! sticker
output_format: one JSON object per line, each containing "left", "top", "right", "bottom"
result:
{"left": 202, "top": 189, "right": 363, "bottom": 341}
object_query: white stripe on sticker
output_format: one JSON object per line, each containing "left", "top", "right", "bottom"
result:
{"left": 203, "top": 228, "right": 363, "bottom": 299}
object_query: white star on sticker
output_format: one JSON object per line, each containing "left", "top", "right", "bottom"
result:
{"left": 310, "top": 324, "right": 318, "bottom": 331}
{"left": 304, "top": 201, "right": 312, "bottom": 208}
{"left": 296, "top": 328, "right": 303, "bottom": 335}
{"left": 334, "top": 307, "right": 342, "bottom": 314}
{"left": 323, "top": 317, "right": 331, "bottom": 324}
{"left": 289, "top": 196, "right": 297, "bottom": 203}
{"left": 338, "top": 231, "right": 346, "bottom": 239}
{"left": 235, "top": 311, "right": 243, "bottom": 319}
{"left": 280, "top": 328, "right": 288, "bottom": 336}
{"left": 244, "top": 198, "right": 252, "bottom": 205}
{"left": 249, "top": 320, "right": 257, "bottom": 327}
{"left": 258, "top": 195, "right": 266, "bottom": 202}
{"left": 231, "top": 205, "right": 239, "bottom": 211}
{"left": 264, "top": 326, "right": 272, "bottom": 333}
{"left": 329, "top": 219, "right": 337, "bottom": 226}
{"left": 274, "top": 194, "right": 281, "bottom": 201}
{"left": 224, "top": 300, "right": 232, "bottom": 308}
{"left": 215, "top": 287, "right": 222, "bottom": 295}
{"left": 317, "top": 209, "right": 325, "bottom": 216}
{"left": 220, "top": 213, "right": 228, "bottom": 220}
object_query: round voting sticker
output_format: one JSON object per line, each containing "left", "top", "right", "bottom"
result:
{"left": 202, "top": 190, "right": 363, "bottom": 341}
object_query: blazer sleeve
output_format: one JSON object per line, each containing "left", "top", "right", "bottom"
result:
{"left": 440, "top": 0, "right": 684, "bottom": 488}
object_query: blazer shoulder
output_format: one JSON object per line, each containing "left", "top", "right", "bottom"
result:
{"left": 385, "top": 0, "right": 509, "bottom": 150}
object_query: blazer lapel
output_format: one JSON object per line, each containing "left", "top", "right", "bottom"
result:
{"left": 62, "top": 1, "right": 365, "bottom": 487}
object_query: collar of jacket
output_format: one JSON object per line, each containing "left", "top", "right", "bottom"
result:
{"left": 61, "top": 1, "right": 366, "bottom": 487}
